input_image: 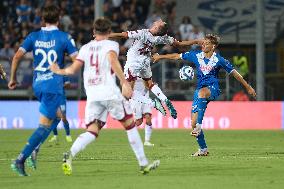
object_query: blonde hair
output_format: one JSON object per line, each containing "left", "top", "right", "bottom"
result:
{"left": 205, "top": 34, "right": 220, "bottom": 47}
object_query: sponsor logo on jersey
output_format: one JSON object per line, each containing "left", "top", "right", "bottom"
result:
{"left": 35, "top": 72, "right": 54, "bottom": 82}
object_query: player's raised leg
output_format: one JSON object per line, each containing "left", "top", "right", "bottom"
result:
{"left": 190, "top": 88, "right": 210, "bottom": 156}
{"left": 146, "top": 80, "right": 177, "bottom": 119}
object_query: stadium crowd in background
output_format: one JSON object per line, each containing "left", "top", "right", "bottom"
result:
{"left": 0, "top": 0, "right": 205, "bottom": 58}
{"left": 0, "top": 0, "right": 210, "bottom": 99}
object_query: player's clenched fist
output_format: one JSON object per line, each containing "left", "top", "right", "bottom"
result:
{"left": 122, "top": 81, "right": 133, "bottom": 99}
{"left": 152, "top": 53, "right": 160, "bottom": 63}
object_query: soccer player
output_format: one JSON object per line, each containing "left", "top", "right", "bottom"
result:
{"left": 153, "top": 34, "right": 256, "bottom": 156}
{"left": 48, "top": 76, "right": 72, "bottom": 143}
{"left": 130, "top": 78, "right": 155, "bottom": 146}
{"left": 50, "top": 17, "right": 160, "bottom": 175}
{"left": 109, "top": 19, "right": 177, "bottom": 119}
{"left": 8, "top": 5, "right": 78, "bottom": 176}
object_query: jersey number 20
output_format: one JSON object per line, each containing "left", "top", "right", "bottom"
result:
{"left": 35, "top": 49, "right": 58, "bottom": 72}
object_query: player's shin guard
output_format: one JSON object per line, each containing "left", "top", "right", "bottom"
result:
{"left": 150, "top": 84, "right": 167, "bottom": 102}
{"left": 42, "top": 118, "right": 60, "bottom": 143}
{"left": 16, "top": 124, "right": 51, "bottom": 163}
{"left": 145, "top": 124, "right": 152, "bottom": 142}
{"left": 126, "top": 125, "right": 148, "bottom": 167}
{"left": 196, "top": 129, "right": 207, "bottom": 150}
{"left": 70, "top": 132, "right": 96, "bottom": 158}
{"left": 63, "top": 121, "right": 70, "bottom": 136}
{"left": 197, "top": 98, "right": 207, "bottom": 124}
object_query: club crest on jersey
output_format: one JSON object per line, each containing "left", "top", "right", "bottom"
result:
{"left": 196, "top": 52, "right": 218, "bottom": 75}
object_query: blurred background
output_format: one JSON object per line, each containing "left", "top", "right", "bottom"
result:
{"left": 0, "top": 0, "right": 283, "bottom": 101}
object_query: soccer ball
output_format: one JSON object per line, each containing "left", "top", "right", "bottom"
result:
{"left": 179, "top": 66, "right": 194, "bottom": 81}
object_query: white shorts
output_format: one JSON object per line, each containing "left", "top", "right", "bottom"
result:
{"left": 130, "top": 99, "right": 152, "bottom": 120}
{"left": 85, "top": 99, "right": 133, "bottom": 126}
{"left": 124, "top": 62, "right": 152, "bottom": 81}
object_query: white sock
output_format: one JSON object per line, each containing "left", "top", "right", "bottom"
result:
{"left": 70, "top": 132, "right": 96, "bottom": 158}
{"left": 151, "top": 84, "right": 167, "bottom": 102}
{"left": 132, "top": 90, "right": 154, "bottom": 107}
{"left": 145, "top": 124, "right": 152, "bottom": 142}
{"left": 126, "top": 126, "right": 148, "bottom": 166}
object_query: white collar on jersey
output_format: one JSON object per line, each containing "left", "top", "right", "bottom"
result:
{"left": 196, "top": 51, "right": 219, "bottom": 75}
{"left": 197, "top": 51, "right": 218, "bottom": 62}
{"left": 41, "top": 25, "right": 59, "bottom": 31}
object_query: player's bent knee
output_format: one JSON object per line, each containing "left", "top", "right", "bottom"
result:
{"left": 86, "top": 119, "right": 105, "bottom": 134}
{"left": 135, "top": 119, "right": 143, "bottom": 126}
{"left": 121, "top": 118, "right": 136, "bottom": 130}
{"left": 198, "top": 88, "right": 210, "bottom": 98}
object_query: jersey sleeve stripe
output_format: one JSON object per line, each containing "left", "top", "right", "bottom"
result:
{"left": 76, "top": 59, "right": 85, "bottom": 64}
{"left": 69, "top": 51, "right": 78, "bottom": 57}
{"left": 19, "top": 47, "right": 27, "bottom": 53}
{"left": 229, "top": 69, "right": 235, "bottom": 74}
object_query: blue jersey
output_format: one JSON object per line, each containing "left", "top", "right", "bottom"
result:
{"left": 20, "top": 26, "right": 77, "bottom": 94}
{"left": 181, "top": 50, "right": 234, "bottom": 89}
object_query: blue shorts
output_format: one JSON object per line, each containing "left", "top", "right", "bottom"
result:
{"left": 192, "top": 84, "right": 220, "bottom": 113}
{"left": 35, "top": 92, "right": 63, "bottom": 119}
{"left": 59, "top": 95, "right": 67, "bottom": 116}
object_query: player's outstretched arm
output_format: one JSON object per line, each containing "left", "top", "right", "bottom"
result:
{"left": 50, "top": 60, "right": 82, "bottom": 75}
{"left": 173, "top": 39, "right": 204, "bottom": 46}
{"left": 8, "top": 49, "right": 25, "bottom": 89}
{"left": 107, "top": 50, "right": 133, "bottom": 99}
{"left": 231, "top": 70, "right": 256, "bottom": 99}
{"left": 108, "top": 32, "right": 128, "bottom": 39}
{"left": 152, "top": 53, "right": 181, "bottom": 63}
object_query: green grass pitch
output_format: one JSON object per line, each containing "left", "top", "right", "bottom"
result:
{"left": 0, "top": 129, "right": 284, "bottom": 189}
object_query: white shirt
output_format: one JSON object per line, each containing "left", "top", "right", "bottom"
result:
{"left": 76, "top": 39, "right": 122, "bottom": 101}
{"left": 179, "top": 24, "right": 193, "bottom": 40}
{"left": 126, "top": 29, "right": 174, "bottom": 67}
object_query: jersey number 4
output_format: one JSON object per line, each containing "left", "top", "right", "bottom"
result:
{"left": 34, "top": 49, "right": 58, "bottom": 72}
{"left": 90, "top": 53, "right": 100, "bottom": 74}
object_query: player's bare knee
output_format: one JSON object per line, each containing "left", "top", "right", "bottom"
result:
{"left": 86, "top": 121, "right": 102, "bottom": 136}
{"left": 198, "top": 88, "right": 210, "bottom": 98}
{"left": 144, "top": 114, "right": 152, "bottom": 125}
{"left": 135, "top": 119, "right": 143, "bottom": 126}
{"left": 121, "top": 118, "right": 136, "bottom": 130}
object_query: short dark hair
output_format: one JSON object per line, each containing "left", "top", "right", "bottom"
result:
{"left": 156, "top": 22, "right": 169, "bottom": 36}
{"left": 94, "top": 17, "right": 112, "bottom": 34}
{"left": 205, "top": 34, "right": 220, "bottom": 47}
{"left": 42, "top": 5, "right": 60, "bottom": 24}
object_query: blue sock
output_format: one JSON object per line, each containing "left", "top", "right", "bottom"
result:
{"left": 197, "top": 98, "right": 207, "bottom": 124}
{"left": 196, "top": 129, "right": 207, "bottom": 149}
{"left": 33, "top": 118, "right": 61, "bottom": 154}
{"left": 53, "top": 127, "right": 58, "bottom": 135}
{"left": 63, "top": 121, "right": 70, "bottom": 136}
{"left": 16, "top": 125, "right": 51, "bottom": 163}
{"left": 196, "top": 98, "right": 208, "bottom": 150}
